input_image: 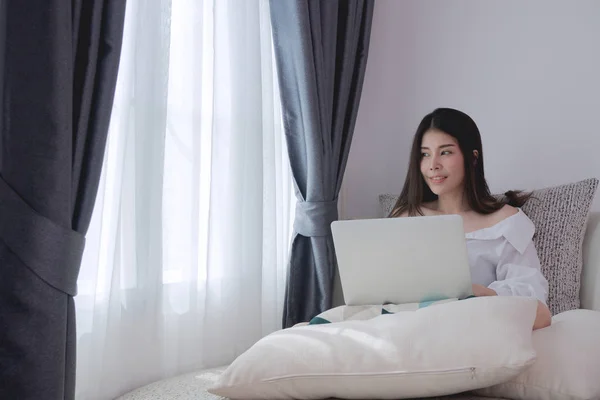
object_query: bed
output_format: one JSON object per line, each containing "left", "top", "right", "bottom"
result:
{"left": 119, "top": 204, "right": 600, "bottom": 400}
{"left": 117, "top": 365, "right": 508, "bottom": 400}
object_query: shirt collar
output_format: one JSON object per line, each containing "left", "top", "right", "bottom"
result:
{"left": 465, "top": 208, "right": 535, "bottom": 254}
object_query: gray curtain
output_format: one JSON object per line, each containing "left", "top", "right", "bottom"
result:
{"left": 269, "top": 0, "right": 375, "bottom": 328}
{"left": 0, "top": 1, "right": 126, "bottom": 398}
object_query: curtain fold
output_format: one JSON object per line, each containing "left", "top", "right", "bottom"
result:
{"left": 269, "top": 0, "right": 375, "bottom": 328}
{"left": 0, "top": 1, "right": 126, "bottom": 399}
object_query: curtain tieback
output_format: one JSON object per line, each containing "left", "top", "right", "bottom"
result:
{"left": 294, "top": 200, "right": 339, "bottom": 237}
{"left": 0, "top": 176, "right": 84, "bottom": 296}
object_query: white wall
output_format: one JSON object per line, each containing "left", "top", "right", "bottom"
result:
{"left": 341, "top": 0, "right": 600, "bottom": 219}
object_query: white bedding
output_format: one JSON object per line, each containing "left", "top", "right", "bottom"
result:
{"left": 117, "top": 365, "right": 508, "bottom": 400}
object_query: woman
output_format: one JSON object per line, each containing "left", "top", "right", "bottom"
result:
{"left": 390, "top": 107, "right": 552, "bottom": 330}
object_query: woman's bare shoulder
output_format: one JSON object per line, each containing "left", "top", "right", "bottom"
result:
{"left": 487, "top": 204, "right": 519, "bottom": 224}
{"left": 420, "top": 202, "right": 440, "bottom": 216}
{"left": 393, "top": 201, "right": 444, "bottom": 218}
{"left": 497, "top": 204, "right": 519, "bottom": 218}
{"left": 393, "top": 209, "right": 411, "bottom": 218}
{"left": 395, "top": 207, "right": 430, "bottom": 218}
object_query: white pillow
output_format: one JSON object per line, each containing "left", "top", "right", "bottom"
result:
{"left": 208, "top": 296, "right": 538, "bottom": 399}
{"left": 474, "top": 309, "right": 600, "bottom": 400}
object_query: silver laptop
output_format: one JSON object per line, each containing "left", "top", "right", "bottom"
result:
{"left": 331, "top": 215, "right": 473, "bottom": 306}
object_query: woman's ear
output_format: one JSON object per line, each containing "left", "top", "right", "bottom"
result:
{"left": 472, "top": 150, "right": 479, "bottom": 165}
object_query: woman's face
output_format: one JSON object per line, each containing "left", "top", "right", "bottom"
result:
{"left": 420, "top": 129, "right": 465, "bottom": 197}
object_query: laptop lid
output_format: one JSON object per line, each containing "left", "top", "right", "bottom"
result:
{"left": 331, "top": 215, "right": 473, "bottom": 306}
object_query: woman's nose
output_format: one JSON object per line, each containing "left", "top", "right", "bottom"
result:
{"left": 429, "top": 156, "right": 441, "bottom": 170}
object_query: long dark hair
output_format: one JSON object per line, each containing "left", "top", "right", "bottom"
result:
{"left": 389, "top": 108, "right": 531, "bottom": 217}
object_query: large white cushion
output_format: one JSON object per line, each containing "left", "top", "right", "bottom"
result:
{"left": 474, "top": 309, "right": 600, "bottom": 400}
{"left": 208, "top": 296, "right": 538, "bottom": 399}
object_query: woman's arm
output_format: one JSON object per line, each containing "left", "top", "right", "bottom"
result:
{"left": 474, "top": 236, "right": 551, "bottom": 330}
{"left": 488, "top": 241, "right": 549, "bottom": 303}
{"left": 472, "top": 284, "right": 552, "bottom": 330}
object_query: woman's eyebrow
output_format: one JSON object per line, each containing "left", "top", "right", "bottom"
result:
{"left": 420, "top": 144, "right": 456, "bottom": 149}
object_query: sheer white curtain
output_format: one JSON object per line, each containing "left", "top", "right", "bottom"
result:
{"left": 74, "top": 1, "right": 295, "bottom": 399}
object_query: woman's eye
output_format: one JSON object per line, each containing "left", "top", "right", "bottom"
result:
{"left": 421, "top": 152, "right": 429, "bottom": 158}
{"left": 441, "top": 151, "right": 451, "bottom": 155}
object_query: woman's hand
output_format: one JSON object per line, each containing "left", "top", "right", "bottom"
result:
{"left": 533, "top": 301, "right": 552, "bottom": 330}
{"left": 471, "top": 284, "right": 552, "bottom": 330}
{"left": 472, "top": 284, "right": 497, "bottom": 297}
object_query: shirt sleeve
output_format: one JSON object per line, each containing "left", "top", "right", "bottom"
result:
{"left": 487, "top": 240, "right": 549, "bottom": 304}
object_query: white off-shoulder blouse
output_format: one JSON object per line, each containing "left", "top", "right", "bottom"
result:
{"left": 466, "top": 208, "right": 549, "bottom": 304}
